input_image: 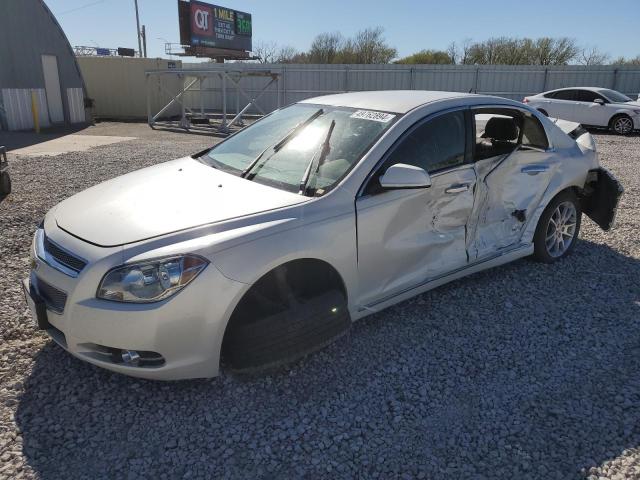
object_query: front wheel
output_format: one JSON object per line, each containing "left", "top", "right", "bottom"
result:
{"left": 610, "top": 114, "right": 634, "bottom": 135}
{"left": 532, "top": 191, "right": 582, "bottom": 263}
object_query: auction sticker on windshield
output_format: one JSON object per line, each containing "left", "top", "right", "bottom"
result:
{"left": 350, "top": 110, "right": 396, "bottom": 123}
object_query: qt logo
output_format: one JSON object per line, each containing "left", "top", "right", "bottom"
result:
{"left": 194, "top": 9, "right": 209, "bottom": 30}
{"left": 191, "top": 3, "right": 213, "bottom": 35}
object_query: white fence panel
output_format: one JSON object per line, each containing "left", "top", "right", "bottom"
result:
{"left": 176, "top": 64, "right": 640, "bottom": 116}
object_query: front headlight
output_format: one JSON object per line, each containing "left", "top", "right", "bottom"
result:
{"left": 97, "top": 255, "right": 208, "bottom": 303}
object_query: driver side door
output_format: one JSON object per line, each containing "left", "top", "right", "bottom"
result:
{"left": 355, "top": 109, "right": 477, "bottom": 307}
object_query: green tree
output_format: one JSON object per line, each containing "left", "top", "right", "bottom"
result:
{"left": 395, "top": 49, "right": 454, "bottom": 64}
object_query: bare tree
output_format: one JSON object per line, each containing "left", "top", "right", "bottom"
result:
{"left": 578, "top": 47, "right": 610, "bottom": 65}
{"left": 446, "top": 42, "right": 458, "bottom": 64}
{"left": 308, "top": 32, "right": 343, "bottom": 63}
{"left": 276, "top": 45, "right": 299, "bottom": 63}
{"left": 461, "top": 37, "right": 579, "bottom": 65}
{"left": 612, "top": 55, "right": 640, "bottom": 65}
{"left": 253, "top": 40, "right": 278, "bottom": 63}
{"left": 349, "top": 27, "right": 397, "bottom": 64}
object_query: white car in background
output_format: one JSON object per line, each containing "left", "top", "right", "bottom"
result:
{"left": 23, "top": 91, "right": 623, "bottom": 380}
{"left": 524, "top": 87, "right": 640, "bottom": 135}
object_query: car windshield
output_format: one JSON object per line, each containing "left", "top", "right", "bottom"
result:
{"left": 202, "top": 104, "right": 396, "bottom": 195}
{"left": 600, "top": 89, "right": 632, "bottom": 103}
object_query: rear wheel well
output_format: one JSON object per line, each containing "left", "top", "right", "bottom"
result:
{"left": 221, "top": 259, "right": 348, "bottom": 367}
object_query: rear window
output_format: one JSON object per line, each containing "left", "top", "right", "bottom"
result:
{"left": 550, "top": 90, "right": 577, "bottom": 101}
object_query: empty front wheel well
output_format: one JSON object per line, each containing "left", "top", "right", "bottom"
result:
{"left": 221, "top": 259, "right": 348, "bottom": 363}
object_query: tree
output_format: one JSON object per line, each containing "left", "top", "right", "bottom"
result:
{"left": 350, "top": 27, "right": 397, "bottom": 64}
{"left": 612, "top": 55, "right": 640, "bottom": 65}
{"left": 275, "top": 45, "right": 300, "bottom": 63}
{"left": 395, "top": 49, "right": 453, "bottom": 64}
{"left": 530, "top": 37, "right": 579, "bottom": 65}
{"left": 578, "top": 47, "right": 610, "bottom": 65}
{"left": 253, "top": 40, "right": 278, "bottom": 63}
{"left": 308, "top": 32, "right": 343, "bottom": 64}
{"left": 459, "top": 37, "right": 579, "bottom": 65}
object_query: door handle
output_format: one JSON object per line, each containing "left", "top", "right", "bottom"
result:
{"left": 521, "top": 165, "right": 549, "bottom": 175}
{"left": 445, "top": 183, "right": 470, "bottom": 194}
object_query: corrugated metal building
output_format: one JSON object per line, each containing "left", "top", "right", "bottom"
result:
{"left": 0, "top": 0, "right": 87, "bottom": 131}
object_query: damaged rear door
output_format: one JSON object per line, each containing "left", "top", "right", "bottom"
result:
{"left": 467, "top": 108, "right": 556, "bottom": 260}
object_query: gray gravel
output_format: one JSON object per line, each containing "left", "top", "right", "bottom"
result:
{"left": 1, "top": 123, "right": 639, "bottom": 479}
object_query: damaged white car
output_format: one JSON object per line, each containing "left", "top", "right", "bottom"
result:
{"left": 23, "top": 91, "right": 623, "bottom": 380}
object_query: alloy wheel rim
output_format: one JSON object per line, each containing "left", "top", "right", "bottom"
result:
{"left": 614, "top": 117, "right": 633, "bottom": 134}
{"left": 545, "top": 201, "right": 577, "bottom": 257}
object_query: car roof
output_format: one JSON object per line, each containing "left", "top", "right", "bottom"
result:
{"left": 548, "top": 86, "right": 610, "bottom": 93}
{"left": 299, "top": 90, "right": 479, "bottom": 114}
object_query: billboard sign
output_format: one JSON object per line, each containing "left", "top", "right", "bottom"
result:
{"left": 178, "top": 1, "right": 252, "bottom": 52}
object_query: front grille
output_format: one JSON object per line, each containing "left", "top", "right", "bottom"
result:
{"left": 35, "top": 277, "right": 68, "bottom": 314}
{"left": 44, "top": 235, "right": 87, "bottom": 273}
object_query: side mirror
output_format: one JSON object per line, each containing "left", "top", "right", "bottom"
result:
{"left": 593, "top": 98, "right": 605, "bottom": 105}
{"left": 379, "top": 163, "right": 431, "bottom": 190}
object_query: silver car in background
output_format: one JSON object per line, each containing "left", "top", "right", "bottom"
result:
{"left": 23, "top": 91, "right": 623, "bottom": 380}
{"left": 524, "top": 87, "right": 640, "bottom": 134}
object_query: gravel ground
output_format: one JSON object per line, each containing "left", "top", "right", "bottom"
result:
{"left": 0, "top": 123, "right": 639, "bottom": 479}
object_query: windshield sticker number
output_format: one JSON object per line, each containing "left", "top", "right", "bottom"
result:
{"left": 350, "top": 110, "right": 396, "bottom": 123}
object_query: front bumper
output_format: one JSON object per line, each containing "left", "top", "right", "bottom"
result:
{"left": 25, "top": 227, "right": 247, "bottom": 380}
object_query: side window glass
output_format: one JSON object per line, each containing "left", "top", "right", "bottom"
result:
{"left": 385, "top": 111, "right": 466, "bottom": 174}
{"left": 473, "top": 111, "right": 520, "bottom": 161}
{"left": 553, "top": 90, "right": 576, "bottom": 101}
{"left": 521, "top": 115, "right": 549, "bottom": 150}
{"left": 577, "top": 90, "right": 598, "bottom": 102}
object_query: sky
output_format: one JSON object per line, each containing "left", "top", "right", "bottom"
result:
{"left": 47, "top": 0, "right": 639, "bottom": 61}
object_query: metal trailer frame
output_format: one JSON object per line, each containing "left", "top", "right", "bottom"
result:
{"left": 0, "top": 146, "right": 11, "bottom": 197}
{"left": 145, "top": 68, "right": 281, "bottom": 134}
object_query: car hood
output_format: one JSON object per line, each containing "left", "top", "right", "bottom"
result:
{"left": 54, "top": 157, "right": 308, "bottom": 247}
{"left": 615, "top": 101, "right": 640, "bottom": 108}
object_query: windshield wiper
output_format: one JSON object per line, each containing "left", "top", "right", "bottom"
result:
{"left": 241, "top": 108, "right": 324, "bottom": 179}
{"left": 298, "top": 119, "right": 336, "bottom": 196}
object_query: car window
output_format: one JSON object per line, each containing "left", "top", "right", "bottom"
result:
{"left": 473, "top": 108, "right": 548, "bottom": 159}
{"left": 599, "top": 89, "right": 632, "bottom": 103}
{"left": 551, "top": 90, "right": 577, "bottom": 101}
{"left": 576, "top": 90, "right": 604, "bottom": 103}
{"left": 384, "top": 110, "right": 466, "bottom": 174}
{"left": 473, "top": 111, "right": 520, "bottom": 160}
{"left": 521, "top": 115, "right": 549, "bottom": 150}
{"left": 204, "top": 104, "right": 395, "bottom": 195}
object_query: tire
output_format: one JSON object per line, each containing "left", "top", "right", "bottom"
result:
{"left": 609, "top": 114, "right": 634, "bottom": 135}
{"left": 537, "top": 109, "right": 549, "bottom": 117}
{"left": 223, "top": 289, "right": 350, "bottom": 371}
{"left": 0, "top": 172, "right": 11, "bottom": 197}
{"left": 532, "top": 191, "right": 582, "bottom": 263}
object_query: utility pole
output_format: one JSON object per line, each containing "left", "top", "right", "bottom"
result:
{"left": 134, "top": 0, "right": 143, "bottom": 57}
{"left": 141, "top": 25, "right": 147, "bottom": 58}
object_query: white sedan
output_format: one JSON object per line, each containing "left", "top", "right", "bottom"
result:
{"left": 23, "top": 91, "right": 622, "bottom": 380}
{"left": 524, "top": 87, "right": 640, "bottom": 135}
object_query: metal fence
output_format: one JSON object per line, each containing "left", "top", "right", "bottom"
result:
{"left": 179, "top": 63, "right": 640, "bottom": 115}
